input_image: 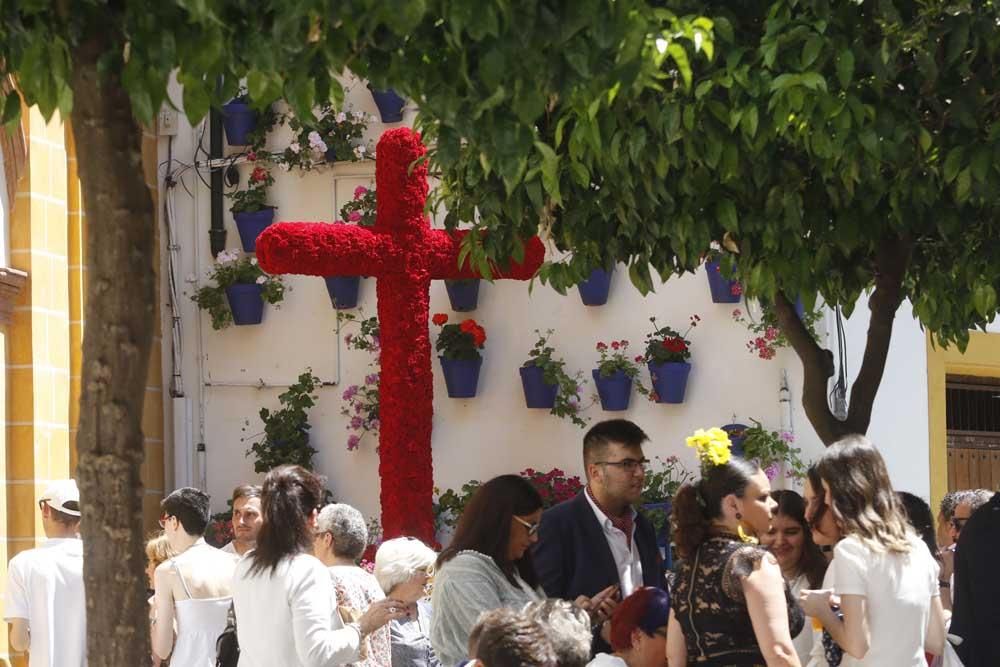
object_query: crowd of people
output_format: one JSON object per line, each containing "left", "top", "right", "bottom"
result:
{"left": 3, "top": 419, "right": 999, "bottom": 667}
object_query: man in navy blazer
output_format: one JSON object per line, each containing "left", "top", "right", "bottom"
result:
{"left": 532, "top": 419, "right": 666, "bottom": 654}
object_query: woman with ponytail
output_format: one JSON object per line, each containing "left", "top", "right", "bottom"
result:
{"left": 232, "top": 465, "right": 406, "bottom": 667}
{"left": 800, "top": 436, "right": 945, "bottom": 666}
{"left": 665, "top": 428, "right": 804, "bottom": 666}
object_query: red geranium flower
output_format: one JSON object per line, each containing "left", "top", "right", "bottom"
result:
{"left": 611, "top": 341, "right": 620, "bottom": 350}
{"left": 596, "top": 342, "right": 608, "bottom": 351}
{"left": 432, "top": 313, "right": 448, "bottom": 326}
{"left": 250, "top": 166, "right": 269, "bottom": 183}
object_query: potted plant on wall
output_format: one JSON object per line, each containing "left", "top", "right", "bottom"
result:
{"left": 191, "top": 249, "right": 285, "bottom": 329}
{"left": 368, "top": 86, "right": 406, "bottom": 123}
{"left": 638, "top": 456, "right": 694, "bottom": 564}
{"left": 229, "top": 162, "right": 275, "bottom": 252}
{"left": 324, "top": 186, "right": 377, "bottom": 309}
{"left": 221, "top": 90, "right": 257, "bottom": 146}
{"left": 433, "top": 313, "right": 487, "bottom": 398}
{"left": 520, "top": 329, "right": 588, "bottom": 428}
{"left": 704, "top": 245, "right": 742, "bottom": 304}
{"left": 445, "top": 278, "right": 481, "bottom": 312}
{"left": 243, "top": 370, "right": 320, "bottom": 472}
{"left": 643, "top": 315, "right": 699, "bottom": 404}
{"left": 592, "top": 340, "right": 643, "bottom": 411}
{"left": 577, "top": 266, "right": 615, "bottom": 306}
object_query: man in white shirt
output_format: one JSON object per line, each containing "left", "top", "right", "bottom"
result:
{"left": 3, "top": 479, "right": 87, "bottom": 666}
{"left": 533, "top": 419, "right": 666, "bottom": 655}
{"left": 221, "top": 484, "right": 262, "bottom": 556}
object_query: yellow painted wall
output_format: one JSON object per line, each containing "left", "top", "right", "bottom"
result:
{"left": 2, "top": 108, "right": 166, "bottom": 665}
{"left": 926, "top": 330, "right": 1000, "bottom": 513}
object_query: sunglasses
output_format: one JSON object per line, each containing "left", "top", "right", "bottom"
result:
{"left": 513, "top": 515, "right": 540, "bottom": 536}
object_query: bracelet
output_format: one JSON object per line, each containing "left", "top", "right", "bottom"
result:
{"left": 938, "top": 580, "right": 950, "bottom": 589}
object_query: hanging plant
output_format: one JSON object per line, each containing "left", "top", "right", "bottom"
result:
{"left": 731, "top": 300, "right": 822, "bottom": 360}
{"left": 243, "top": 370, "right": 321, "bottom": 473}
{"left": 278, "top": 104, "right": 375, "bottom": 170}
{"left": 520, "top": 329, "right": 589, "bottom": 428}
{"left": 191, "top": 250, "right": 285, "bottom": 329}
{"left": 433, "top": 313, "right": 486, "bottom": 398}
{"left": 740, "top": 419, "right": 807, "bottom": 480}
{"left": 592, "top": 339, "right": 646, "bottom": 410}
{"left": 228, "top": 161, "right": 276, "bottom": 252}
{"left": 338, "top": 311, "right": 381, "bottom": 451}
{"left": 642, "top": 315, "right": 699, "bottom": 404}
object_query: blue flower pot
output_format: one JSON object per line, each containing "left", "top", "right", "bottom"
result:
{"left": 705, "top": 259, "right": 741, "bottom": 303}
{"left": 370, "top": 88, "right": 406, "bottom": 123}
{"left": 325, "top": 147, "right": 337, "bottom": 163}
{"left": 324, "top": 276, "right": 361, "bottom": 309}
{"left": 234, "top": 208, "right": 275, "bottom": 252}
{"left": 520, "top": 364, "right": 558, "bottom": 409}
{"left": 439, "top": 356, "right": 483, "bottom": 398}
{"left": 721, "top": 423, "right": 749, "bottom": 457}
{"left": 578, "top": 268, "right": 613, "bottom": 306}
{"left": 225, "top": 284, "right": 265, "bottom": 325}
{"left": 592, "top": 369, "right": 632, "bottom": 411}
{"left": 648, "top": 361, "right": 691, "bottom": 404}
{"left": 445, "top": 279, "right": 480, "bottom": 312}
{"left": 221, "top": 100, "right": 258, "bottom": 146}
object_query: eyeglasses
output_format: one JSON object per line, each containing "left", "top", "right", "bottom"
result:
{"left": 594, "top": 458, "right": 650, "bottom": 473}
{"left": 513, "top": 515, "right": 540, "bottom": 536}
{"left": 158, "top": 514, "right": 174, "bottom": 529}
{"left": 951, "top": 517, "right": 969, "bottom": 531}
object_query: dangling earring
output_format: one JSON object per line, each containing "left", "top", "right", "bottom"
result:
{"left": 737, "top": 524, "right": 758, "bottom": 544}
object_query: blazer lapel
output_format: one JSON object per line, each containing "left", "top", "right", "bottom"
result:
{"left": 571, "top": 491, "right": 619, "bottom": 589}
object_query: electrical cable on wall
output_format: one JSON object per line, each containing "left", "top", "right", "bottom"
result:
{"left": 163, "top": 135, "right": 185, "bottom": 398}
{"left": 829, "top": 305, "right": 848, "bottom": 420}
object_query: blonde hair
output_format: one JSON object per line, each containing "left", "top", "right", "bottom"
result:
{"left": 145, "top": 532, "right": 177, "bottom": 569}
{"left": 816, "top": 435, "right": 912, "bottom": 553}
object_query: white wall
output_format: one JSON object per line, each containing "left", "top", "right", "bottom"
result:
{"left": 162, "top": 80, "right": 954, "bottom": 527}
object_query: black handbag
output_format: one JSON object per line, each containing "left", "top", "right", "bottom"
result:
{"left": 215, "top": 602, "right": 239, "bottom": 667}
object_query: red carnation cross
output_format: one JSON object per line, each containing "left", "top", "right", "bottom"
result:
{"left": 257, "top": 128, "right": 544, "bottom": 544}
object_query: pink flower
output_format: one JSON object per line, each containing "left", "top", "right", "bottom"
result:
{"left": 354, "top": 186, "right": 369, "bottom": 199}
{"left": 611, "top": 341, "right": 620, "bottom": 350}
{"left": 348, "top": 211, "right": 363, "bottom": 223}
{"left": 730, "top": 281, "right": 743, "bottom": 296}
{"left": 732, "top": 309, "right": 742, "bottom": 319}
{"left": 347, "top": 434, "right": 361, "bottom": 450}
{"left": 765, "top": 327, "right": 778, "bottom": 341}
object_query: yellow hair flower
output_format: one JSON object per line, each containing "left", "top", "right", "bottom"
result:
{"left": 685, "top": 427, "right": 733, "bottom": 468}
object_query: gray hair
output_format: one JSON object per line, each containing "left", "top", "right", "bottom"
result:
{"left": 374, "top": 537, "right": 436, "bottom": 593}
{"left": 316, "top": 503, "right": 368, "bottom": 559}
{"left": 939, "top": 491, "right": 961, "bottom": 520}
{"left": 963, "top": 489, "right": 994, "bottom": 513}
{"left": 521, "top": 599, "right": 591, "bottom": 667}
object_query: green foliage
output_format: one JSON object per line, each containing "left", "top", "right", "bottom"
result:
{"left": 638, "top": 455, "right": 694, "bottom": 535}
{"left": 732, "top": 300, "right": 823, "bottom": 361}
{"left": 340, "top": 186, "right": 377, "bottom": 227}
{"left": 740, "top": 419, "right": 806, "bottom": 480}
{"left": 244, "top": 370, "right": 320, "bottom": 474}
{"left": 523, "top": 329, "right": 589, "bottom": 428}
{"left": 191, "top": 250, "right": 285, "bottom": 330}
{"left": 594, "top": 339, "right": 641, "bottom": 378}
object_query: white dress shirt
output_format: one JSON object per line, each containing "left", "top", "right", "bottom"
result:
{"left": 583, "top": 491, "right": 644, "bottom": 596}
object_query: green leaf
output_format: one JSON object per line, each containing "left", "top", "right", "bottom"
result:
{"left": 918, "top": 127, "right": 932, "bottom": 153}
{"left": 180, "top": 74, "right": 210, "bottom": 123}
{"left": 2, "top": 94, "right": 22, "bottom": 127}
{"left": 835, "top": 49, "right": 854, "bottom": 88}
{"left": 858, "top": 130, "right": 879, "bottom": 157}
{"left": 741, "top": 106, "right": 758, "bottom": 139}
{"left": 667, "top": 43, "right": 692, "bottom": 89}
{"left": 717, "top": 198, "right": 738, "bottom": 232}
{"left": 801, "top": 35, "right": 823, "bottom": 69}
{"left": 943, "top": 147, "right": 964, "bottom": 183}
{"left": 973, "top": 284, "right": 996, "bottom": 317}
{"left": 534, "top": 141, "right": 562, "bottom": 205}
{"left": 955, "top": 167, "right": 972, "bottom": 203}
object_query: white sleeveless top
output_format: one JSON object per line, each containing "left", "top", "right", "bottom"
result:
{"left": 169, "top": 560, "right": 232, "bottom": 667}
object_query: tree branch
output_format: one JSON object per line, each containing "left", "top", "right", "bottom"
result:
{"left": 844, "top": 236, "right": 912, "bottom": 432}
{"left": 773, "top": 291, "right": 850, "bottom": 445}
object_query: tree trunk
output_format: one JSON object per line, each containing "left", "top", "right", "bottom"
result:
{"left": 774, "top": 237, "right": 911, "bottom": 445}
{"left": 71, "top": 35, "right": 155, "bottom": 666}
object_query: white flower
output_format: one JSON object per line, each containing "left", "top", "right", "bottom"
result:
{"left": 370, "top": 114, "right": 378, "bottom": 124}
{"left": 353, "top": 110, "right": 365, "bottom": 120}
{"left": 250, "top": 257, "right": 258, "bottom": 265}
{"left": 255, "top": 276, "right": 267, "bottom": 285}
{"left": 289, "top": 142, "right": 301, "bottom": 154}
{"left": 217, "top": 249, "right": 239, "bottom": 264}
{"left": 279, "top": 162, "right": 291, "bottom": 172}
{"left": 356, "top": 144, "right": 366, "bottom": 154}
{"left": 336, "top": 112, "right": 347, "bottom": 123}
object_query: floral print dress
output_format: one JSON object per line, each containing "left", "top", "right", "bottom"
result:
{"left": 330, "top": 565, "right": 392, "bottom": 667}
{"left": 670, "top": 535, "right": 805, "bottom": 666}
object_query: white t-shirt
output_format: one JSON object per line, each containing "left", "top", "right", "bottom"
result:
{"left": 806, "top": 566, "right": 834, "bottom": 667}
{"left": 831, "top": 533, "right": 938, "bottom": 667}
{"left": 232, "top": 552, "right": 362, "bottom": 667}
{"left": 221, "top": 541, "right": 238, "bottom": 554}
{"left": 3, "top": 538, "right": 87, "bottom": 667}
{"left": 788, "top": 572, "right": 814, "bottom": 664}
{"left": 587, "top": 653, "right": 628, "bottom": 667}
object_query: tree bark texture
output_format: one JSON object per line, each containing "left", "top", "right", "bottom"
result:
{"left": 70, "top": 36, "right": 155, "bottom": 666}
{"left": 774, "top": 237, "right": 911, "bottom": 445}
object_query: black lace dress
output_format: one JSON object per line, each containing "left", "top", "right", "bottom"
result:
{"left": 670, "top": 535, "right": 805, "bottom": 666}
